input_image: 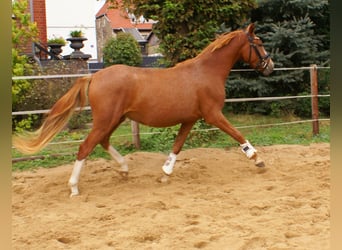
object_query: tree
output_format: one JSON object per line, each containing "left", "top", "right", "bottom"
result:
{"left": 12, "top": 0, "right": 39, "bottom": 131}
{"left": 226, "top": 0, "right": 330, "bottom": 116}
{"left": 113, "top": 0, "right": 257, "bottom": 65}
{"left": 103, "top": 32, "right": 142, "bottom": 67}
{"left": 107, "top": 0, "right": 330, "bottom": 117}
{"left": 252, "top": 0, "right": 329, "bottom": 67}
{"left": 12, "top": 0, "right": 38, "bottom": 105}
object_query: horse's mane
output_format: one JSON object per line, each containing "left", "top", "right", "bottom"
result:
{"left": 200, "top": 30, "right": 244, "bottom": 54}
{"left": 174, "top": 29, "right": 244, "bottom": 67}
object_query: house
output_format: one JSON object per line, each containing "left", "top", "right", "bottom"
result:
{"left": 95, "top": 1, "right": 159, "bottom": 62}
{"left": 45, "top": 0, "right": 101, "bottom": 60}
{"left": 16, "top": 0, "right": 159, "bottom": 66}
{"left": 17, "top": 0, "right": 101, "bottom": 61}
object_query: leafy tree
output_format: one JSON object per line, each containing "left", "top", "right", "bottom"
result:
{"left": 12, "top": 0, "right": 39, "bottom": 131}
{"left": 12, "top": 0, "right": 38, "bottom": 105}
{"left": 113, "top": 0, "right": 257, "bottom": 66}
{"left": 103, "top": 32, "right": 142, "bottom": 67}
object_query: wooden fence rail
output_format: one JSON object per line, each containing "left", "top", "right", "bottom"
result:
{"left": 12, "top": 65, "right": 330, "bottom": 150}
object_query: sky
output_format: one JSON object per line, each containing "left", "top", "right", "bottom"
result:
{"left": 45, "top": 0, "right": 106, "bottom": 60}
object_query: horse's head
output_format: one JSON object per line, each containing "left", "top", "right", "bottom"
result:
{"left": 241, "top": 23, "right": 274, "bottom": 76}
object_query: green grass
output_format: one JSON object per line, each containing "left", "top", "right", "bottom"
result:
{"left": 12, "top": 114, "right": 330, "bottom": 171}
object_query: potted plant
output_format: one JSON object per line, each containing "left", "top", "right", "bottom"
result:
{"left": 47, "top": 36, "right": 66, "bottom": 57}
{"left": 70, "top": 30, "right": 83, "bottom": 38}
{"left": 67, "top": 30, "right": 87, "bottom": 49}
{"left": 66, "top": 30, "right": 91, "bottom": 60}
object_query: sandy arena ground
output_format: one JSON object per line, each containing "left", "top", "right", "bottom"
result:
{"left": 12, "top": 143, "right": 330, "bottom": 249}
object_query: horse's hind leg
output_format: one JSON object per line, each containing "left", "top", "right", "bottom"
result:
{"left": 205, "top": 111, "right": 265, "bottom": 167}
{"left": 69, "top": 116, "right": 128, "bottom": 196}
{"left": 69, "top": 127, "right": 109, "bottom": 196}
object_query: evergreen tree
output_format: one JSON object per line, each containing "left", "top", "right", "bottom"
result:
{"left": 226, "top": 0, "right": 330, "bottom": 116}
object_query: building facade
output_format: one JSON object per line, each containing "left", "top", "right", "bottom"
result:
{"left": 95, "top": 2, "right": 159, "bottom": 62}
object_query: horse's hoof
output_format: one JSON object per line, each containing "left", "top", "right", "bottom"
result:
{"left": 70, "top": 192, "right": 79, "bottom": 198}
{"left": 255, "top": 159, "right": 265, "bottom": 168}
{"left": 119, "top": 171, "right": 129, "bottom": 180}
{"left": 157, "top": 174, "right": 170, "bottom": 183}
{"left": 69, "top": 183, "right": 79, "bottom": 197}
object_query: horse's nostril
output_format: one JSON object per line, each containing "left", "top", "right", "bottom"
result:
{"left": 262, "top": 60, "right": 274, "bottom": 76}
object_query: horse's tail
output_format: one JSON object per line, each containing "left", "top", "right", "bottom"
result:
{"left": 13, "top": 76, "right": 92, "bottom": 154}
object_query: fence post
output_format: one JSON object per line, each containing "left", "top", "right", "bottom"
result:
{"left": 310, "top": 64, "right": 319, "bottom": 135}
{"left": 131, "top": 120, "right": 141, "bottom": 149}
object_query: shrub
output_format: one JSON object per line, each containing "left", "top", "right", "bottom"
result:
{"left": 12, "top": 0, "right": 39, "bottom": 131}
{"left": 13, "top": 61, "right": 89, "bottom": 131}
{"left": 141, "top": 119, "right": 220, "bottom": 152}
{"left": 69, "top": 30, "right": 83, "bottom": 38}
{"left": 103, "top": 32, "right": 142, "bottom": 67}
{"left": 68, "top": 111, "right": 92, "bottom": 130}
{"left": 47, "top": 36, "right": 66, "bottom": 45}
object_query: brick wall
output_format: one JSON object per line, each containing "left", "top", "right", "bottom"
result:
{"left": 21, "top": 0, "right": 47, "bottom": 57}
{"left": 32, "top": 0, "right": 47, "bottom": 46}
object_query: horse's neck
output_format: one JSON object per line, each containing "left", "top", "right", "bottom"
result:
{"left": 194, "top": 38, "right": 244, "bottom": 78}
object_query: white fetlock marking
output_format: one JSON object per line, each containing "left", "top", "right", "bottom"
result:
{"left": 240, "top": 140, "right": 257, "bottom": 159}
{"left": 120, "top": 163, "right": 128, "bottom": 173}
{"left": 68, "top": 159, "right": 84, "bottom": 196}
{"left": 162, "top": 153, "right": 177, "bottom": 175}
{"left": 108, "top": 146, "right": 129, "bottom": 173}
{"left": 70, "top": 185, "right": 79, "bottom": 197}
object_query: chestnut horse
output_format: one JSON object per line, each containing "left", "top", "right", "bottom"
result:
{"left": 13, "top": 23, "right": 274, "bottom": 196}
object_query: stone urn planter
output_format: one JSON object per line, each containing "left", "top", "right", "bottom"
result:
{"left": 47, "top": 37, "right": 66, "bottom": 59}
{"left": 65, "top": 31, "right": 91, "bottom": 60}
{"left": 48, "top": 43, "right": 64, "bottom": 57}
{"left": 68, "top": 36, "right": 87, "bottom": 51}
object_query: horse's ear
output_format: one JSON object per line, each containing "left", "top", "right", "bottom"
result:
{"left": 246, "top": 23, "right": 255, "bottom": 35}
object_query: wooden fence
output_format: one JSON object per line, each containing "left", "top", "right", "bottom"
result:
{"left": 12, "top": 65, "right": 330, "bottom": 151}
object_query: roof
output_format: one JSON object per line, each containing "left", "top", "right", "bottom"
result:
{"left": 96, "top": 2, "right": 155, "bottom": 30}
{"left": 122, "top": 28, "right": 146, "bottom": 42}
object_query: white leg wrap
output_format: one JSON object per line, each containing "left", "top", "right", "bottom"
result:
{"left": 240, "top": 140, "right": 257, "bottom": 159}
{"left": 162, "top": 153, "right": 177, "bottom": 175}
{"left": 108, "top": 146, "right": 128, "bottom": 172}
{"left": 69, "top": 159, "right": 85, "bottom": 196}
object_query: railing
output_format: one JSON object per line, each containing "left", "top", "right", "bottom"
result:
{"left": 33, "top": 42, "right": 62, "bottom": 60}
{"left": 12, "top": 65, "right": 330, "bottom": 152}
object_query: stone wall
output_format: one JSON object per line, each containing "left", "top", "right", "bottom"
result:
{"left": 19, "top": 60, "right": 89, "bottom": 112}
{"left": 95, "top": 16, "right": 114, "bottom": 62}
{"left": 40, "top": 59, "right": 89, "bottom": 74}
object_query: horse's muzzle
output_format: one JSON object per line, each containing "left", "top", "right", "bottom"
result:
{"left": 261, "top": 59, "right": 274, "bottom": 76}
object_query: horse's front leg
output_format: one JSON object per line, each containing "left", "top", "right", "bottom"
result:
{"left": 240, "top": 140, "right": 265, "bottom": 167}
{"left": 106, "top": 145, "right": 129, "bottom": 177}
{"left": 160, "top": 122, "right": 195, "bottom": 182}
{"left": 205, "top": 111, "right": 265, "bottom": 167}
